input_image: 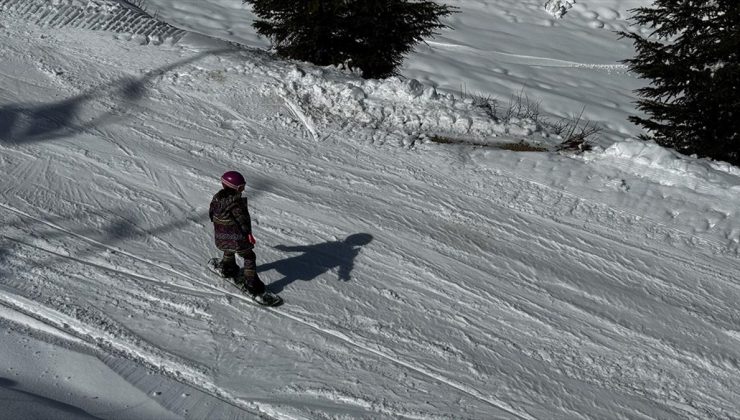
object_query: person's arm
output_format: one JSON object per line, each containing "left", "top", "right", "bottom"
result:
{"left": 338, "top": 258, "right": 353, "bottom": 281}
{"left": 274, "top": 244, "right": 309, "bottom": 252}
{"left": 231, "top": 196, "right": 252, "bottom": 235}
{"left": 208, "top": 197, "right": 216, "bottom": 222}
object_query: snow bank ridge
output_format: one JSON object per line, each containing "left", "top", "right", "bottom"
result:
{"left": 584, "top": 140, "right": 740, "bottom": 189}
{"left": 274, "top": 64, "right": 549, "bottom": 146}
{"left": 0, "top": 0, "right": 185, "bottom": 45}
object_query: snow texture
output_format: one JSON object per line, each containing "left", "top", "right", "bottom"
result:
{"left": 544, "top": 0, "right": 577, "bottom": 19}
{"left": 1, "top": 0, "right": 739, "bottom": 419}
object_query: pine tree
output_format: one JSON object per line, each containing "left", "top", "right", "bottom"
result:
{"left": 619, "top": 0, "right": 739, "bottom": 165}
{"left": 245, "top": 0, "right": 455, "bottom": 79}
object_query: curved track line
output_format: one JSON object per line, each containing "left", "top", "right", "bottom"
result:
{"left": 0, "top": 296, "right": 274, "bottom": 420}
{"left": 0, "top": 234, "right": 222, "bottom": 299}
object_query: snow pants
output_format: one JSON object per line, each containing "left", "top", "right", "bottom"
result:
{"left": 222, "top": 249, "right": 265, "bottom": 295}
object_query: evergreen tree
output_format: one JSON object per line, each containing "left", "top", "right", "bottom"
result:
{"left": 619, "top": 0, "right": 739, "bottom": 165}
{"left": 245, "top": 0, "right": 455, "bottom": 79}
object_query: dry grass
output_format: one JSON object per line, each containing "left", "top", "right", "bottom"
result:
{"left": 454, "top": 89, "right": 601, "bottom": 153}
{"left": 207, "top": 70, "right": 227, "bottom": 83}
{"left": 429, "top": 136, "right": 549, "bottom": 152}
{"left": 429, "top": 136, "right": 491, "bottom": 147}
{"left": 498, "top": 141, "right": 549, "bottom": 152}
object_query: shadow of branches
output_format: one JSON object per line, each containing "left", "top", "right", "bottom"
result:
{"left": 0, "top": 179, "right": 276, "bottom": 282}
{"left": 0, "top": 48, "right": 236, "bottom": 145}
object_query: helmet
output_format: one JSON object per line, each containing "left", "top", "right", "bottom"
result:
{"left": 344, "top": 233, "right": 373, "bottom": 246}
{"left": 221, "top": 171, "right": 246, "bottom": 190}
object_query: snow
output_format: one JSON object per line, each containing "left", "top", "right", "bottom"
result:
{"left": 544, "top": 0, "right": 577, "bottom": 19}
{"left": 142, "top": 0, "right": 647, "bottom": 143}
{"left": 1, "top": 0, "right": 739, "bottom": 419}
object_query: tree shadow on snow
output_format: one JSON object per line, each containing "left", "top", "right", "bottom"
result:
{"left": 0, "top": 48, "right": 236, "bottom": 145}
{"left": 0, "top": 207, "right": 210, "bottom": 282}
{"left": 259, "top": 233, "right": 374, "bottom": 293}
{"left": 0, "top": 177, "right": 276, "bottom": 281}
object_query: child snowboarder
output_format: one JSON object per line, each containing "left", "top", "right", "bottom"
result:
{"left": 209, "top": 171, "right": 281, "bottom": 306}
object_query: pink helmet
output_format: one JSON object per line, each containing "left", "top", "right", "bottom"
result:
{"left": 221, "top": 171, "right": 246, "bottom": 190}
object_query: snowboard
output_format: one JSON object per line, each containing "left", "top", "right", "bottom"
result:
{"left": 207, "top": 258, "right": 283, "bottom": 307}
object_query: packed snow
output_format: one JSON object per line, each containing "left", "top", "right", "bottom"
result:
{"left": 1, "top": 0, "right": 739, "bottom": 419}
{"left": 544, "top": 0, "right": 577, "bottom": 19}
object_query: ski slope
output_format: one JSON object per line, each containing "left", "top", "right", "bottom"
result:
{"left": 1, "top": 1, "right": 740, "bottom": 419}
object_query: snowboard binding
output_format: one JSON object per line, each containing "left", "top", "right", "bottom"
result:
{"left": 207, "top": 258, "right": 283, "bottom": 307}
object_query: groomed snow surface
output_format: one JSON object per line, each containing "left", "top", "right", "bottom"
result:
{"left": 1, "top": 0, "right": 739, "bottom": 419}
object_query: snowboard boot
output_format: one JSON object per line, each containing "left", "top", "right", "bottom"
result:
{"left": 242, "top": 270, "right": 264, "bottom": 294}
{"left": 217, "top": 259, "right": 239, "bottom": 278}
{"left": 251, "top": 291, "right": 282, "bottom": 306}
{"left": 242, "top": 274, "right": 281, "bottom": 306}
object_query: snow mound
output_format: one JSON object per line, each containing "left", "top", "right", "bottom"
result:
{"left": 544, "top": 0, "right": 577, "bottom": 19}
{"left": 582, "top": 140, "right": 740, "bottom": 191}
{"left": 269, "top": 64, "right": 552, "bottom": 146}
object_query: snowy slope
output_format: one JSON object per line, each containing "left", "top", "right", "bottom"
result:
{"left": 1, "top": 1, "right": 740, "bottom": 419}
{"left": 140, "top": 0, "right": 648, "bottom": 143}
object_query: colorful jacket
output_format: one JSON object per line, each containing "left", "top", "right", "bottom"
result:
{"left": 209, "top": 189, "right": 253, "bottom": 252}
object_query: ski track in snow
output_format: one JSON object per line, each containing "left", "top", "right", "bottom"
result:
{"left": 0, "top": 0, "right": 186, "bottom": 45}
{"left": 2, "top": 80, "right": 739, "bottom": 415}
{"left": 1, "top": 1, "right": 740, "bottom": 419}
{"left": 425, "top": 41, "right": 629, "bottom": 73}
{"left": 0, "top": 200, "right": 531, "bottom": 419}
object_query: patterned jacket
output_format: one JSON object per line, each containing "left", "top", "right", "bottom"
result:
{"left": 209, "top": 189, "right": 253, "bottom": 252}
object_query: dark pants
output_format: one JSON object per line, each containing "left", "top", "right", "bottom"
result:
{"left": 222, "top": 249, "right": 265, "bottom": 295}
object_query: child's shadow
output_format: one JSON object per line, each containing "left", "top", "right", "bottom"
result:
{"left": 259, "top": 233, "right": 373, "bottom": 293}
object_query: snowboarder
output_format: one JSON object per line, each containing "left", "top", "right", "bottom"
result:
{"left": 209, "top": 170, "right": 280, "bottom": 306}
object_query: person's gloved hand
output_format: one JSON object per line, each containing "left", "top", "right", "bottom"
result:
{"left": 248, "top": 233, "right": 256, "bottom": 245}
